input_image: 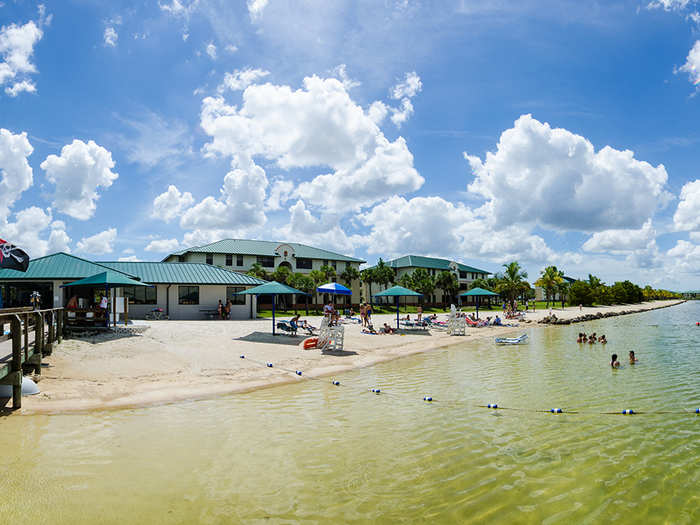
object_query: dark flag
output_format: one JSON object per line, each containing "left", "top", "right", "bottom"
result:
{"left": 0, "top": 238, "right": 30, "bottom": 272}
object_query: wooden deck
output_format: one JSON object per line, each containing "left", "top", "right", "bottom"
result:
{"left": 0, "top": 307, "right": 63, "bottom": 409}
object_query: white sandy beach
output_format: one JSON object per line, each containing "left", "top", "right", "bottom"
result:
{"left": 16, "top": 300, "right": 683, "bottom": 414}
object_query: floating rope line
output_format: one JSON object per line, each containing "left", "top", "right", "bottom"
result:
{"left": 236, "top": 355, "right": 699, "bottom": 416}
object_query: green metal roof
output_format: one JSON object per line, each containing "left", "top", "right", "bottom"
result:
{"left": 61, "top": 270, "right": 150, "bottom": 288}
{"left": 0, "top": 252, "right": 136, "bottom": 281}
{"left": 374, "top": 285, "right": 422, "bottom": 297}
{"left": 163, "top": 239, "right": 365, "bottom": 263}
{"left": 378, "top": 255, "right": 490, "bottom": 275}
{"left": 99, "top": 261, "right": 266, "bottom": 285}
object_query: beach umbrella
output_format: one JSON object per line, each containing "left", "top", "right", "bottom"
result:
{"left": 236, "top": 281, "right": 307, "bottom": 335}
{"left": 373, "top": 285, "right": 422, "bottom": 329}
{"left": 62, "top": 270, "right": 150, "bottom": 326}
{"left": 317, "top": 281, "right": 352, "bottom": 309}
{"left": 459, "top": 287, "right": 499, "bottom": 319}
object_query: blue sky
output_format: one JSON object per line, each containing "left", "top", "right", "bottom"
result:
{"left": 2, "top": 0, "right": 700, "bottom": 289}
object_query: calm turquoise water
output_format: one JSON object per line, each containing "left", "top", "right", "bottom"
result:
{"left": 1, "top": 302, "right": 699, "bottom": 524}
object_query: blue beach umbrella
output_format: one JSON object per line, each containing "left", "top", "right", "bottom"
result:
{"left": 316, "top": 282, "right": 352, "bottom": 295}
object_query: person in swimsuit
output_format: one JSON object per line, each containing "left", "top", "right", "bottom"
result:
{"left": 629, "top": 351, "right": 638, "bottom": 364}
{"left": 611, "top": 354, "right": 620, "bottom": 368}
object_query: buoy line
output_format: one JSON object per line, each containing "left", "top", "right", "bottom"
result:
{"left": 236, "top": 355, "right": 699, "bottom": 414}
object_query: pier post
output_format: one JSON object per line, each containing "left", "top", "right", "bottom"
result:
{"left": 57, "top": 310, "right": 63, "bottom": 343}
{"left": 11, "top": 315, "right": 22, "bottom": 409}
{"left": 46, "top": 311, "right": 54, "bottom": 356}
{"left": 23, "top": 312, "right": 29, "bottom": 363}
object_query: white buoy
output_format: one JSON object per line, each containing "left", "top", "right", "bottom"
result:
{"left": 0, "top": 376, "right": 40, "bottom": 397}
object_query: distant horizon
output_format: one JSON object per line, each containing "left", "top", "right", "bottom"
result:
{"left": 2, "top": 1, "right": 700, "bottom": 290}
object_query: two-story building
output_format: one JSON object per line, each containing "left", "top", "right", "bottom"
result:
{"left": 162, "top": 239, "right": 365, "bottom": 304}
{"left": 366, "top": 255, "right": 491, "bottom": 305}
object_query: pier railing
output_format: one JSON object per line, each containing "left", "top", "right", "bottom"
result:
{"left": 0, "top": 307, "right": 63, "bottom": 410}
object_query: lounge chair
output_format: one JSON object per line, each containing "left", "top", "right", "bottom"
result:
{"left": 276, "top": 320, "right": 297, "bottom": 336}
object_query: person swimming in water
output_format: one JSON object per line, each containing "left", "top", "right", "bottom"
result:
{"left": 577, "top": 332, "right": 584, "bottom": 343}
{"left": 611, "top": 354, "right": 620, "bottom": 368}
{"left": 629, "top": 351, "right": 638, "bottom": 364}
{"left": 599, "top": 335, "right": 607, "bottom": 344}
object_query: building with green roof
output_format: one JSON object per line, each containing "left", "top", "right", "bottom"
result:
{"left": 366, "top": 255, "right": 491, "bottom": 305}
{"left": 162, "top": 238, "right": 366, "bottom": 302}
{"left": 0, "top": 253, "right": 266, "bottom": 320}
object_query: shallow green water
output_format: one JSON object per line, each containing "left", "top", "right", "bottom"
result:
{"left": 1, "top": 302, "right": 699, "bottom": 524}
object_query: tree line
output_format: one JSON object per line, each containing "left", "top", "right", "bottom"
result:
{"left": 247, "top": 258, "right": 681, "bottom": 309}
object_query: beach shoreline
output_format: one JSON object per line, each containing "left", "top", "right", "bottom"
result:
{"left": 10, "top": 299, "right": 684, "bottom": 415}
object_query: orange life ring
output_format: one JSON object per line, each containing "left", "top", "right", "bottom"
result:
{"left": 303, "top": 337, "right": 318, "bottom": 349}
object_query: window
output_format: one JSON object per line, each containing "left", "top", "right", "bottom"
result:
{"left": 227, "top": 286, "right": 247, "bottom": 305}
{"left": 459, "top": 283, "right": 467, "bottom": 291}
{"left": 323, "top": 260, "right": 328, "bottom": 267}
{"left": 472, "top": 272, "right": 477, "bottom": 280}
{"left": 257, "top": 255, "right": 274, "bottom": 268}
{"left": 296, "top": 257, "right": 312, "bottom": 270}
{"left": 122, "top": 286, "right": 157, "bottom": 305}
{"left": 331, "top": 261, "right": 337, "bottom": 270}
{"left": 459, "top": 270, "right": 467, "bottom": 279}
{"left": 178, "top": 286, "right": 199, "bottom": 305}
{"left": 178, "top": 255, "right": 185, "bottom": 263}
{"left": 236, "top": 255, "right": 244, "bottom": 266}
{"left": 206, "top": 254, "right": 213, "bottom": 265}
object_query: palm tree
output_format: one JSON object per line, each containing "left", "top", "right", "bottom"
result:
{"left": 435, "top": 271, "right": 459, "bottom": 308}
{"left": 361, "top": 268, "right": 376, "bottom": 305}
{"left": 247, "top": 262, "right": 268, "bottom": 281}
{"left": 497, "top": 261, "right": 528, "bottom": 309}
{"left": 339, "top": 266, "right": 360, "bottom": 306}
{"left": 308, "top": 269, "right": 325, "bottom": 310}
{"left": 535, "top": 266, "right": 564, "bottom": 308}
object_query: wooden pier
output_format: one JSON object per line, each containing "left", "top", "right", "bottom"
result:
{"left": 0, "top": 307, "right": 63, "bottom": 410}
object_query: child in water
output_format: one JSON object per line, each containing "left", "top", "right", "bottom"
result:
{"left": 629, "top": 351, "right": 638, "bottom": 364}
{"left": 599, "top": 335, "right": 607, "bottom": 344}
{"left": 577, "top": 333, "right": 584, "bottom": 343}
{"left": 611, "top": 354, "right": 620, "bottom": 368}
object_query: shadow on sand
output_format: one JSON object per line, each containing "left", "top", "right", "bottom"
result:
{"left": 236, "top": 331, "right": 307, "bottom": 346}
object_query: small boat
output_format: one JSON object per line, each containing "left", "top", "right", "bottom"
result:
{"left": 495, "top": 334, "right": 528, "bottom": 345}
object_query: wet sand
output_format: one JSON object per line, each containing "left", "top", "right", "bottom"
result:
{"left": 14, "top": 300, "right": 683, "bottom": 414}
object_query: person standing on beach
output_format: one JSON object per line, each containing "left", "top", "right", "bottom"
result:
{"left": 360, "top": 303, "right": 366, "bottom": 326}
{"left": 417, "top": 304, "right": 423, "bottom": 321}
{"left": 217, "top": 299, "right": 224, "bottom": 320}
{"left": 225, "top": 299, "right": 232, "bottom": 320}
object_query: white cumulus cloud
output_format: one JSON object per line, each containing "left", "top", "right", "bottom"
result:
{"left": 206, "top": 42, "right": 216, "bottom": 59}
{"left": 0, "top": 19, "right": 43, "bottom": 97}
{"left": 77, "top": 228, "right": 117, "bottom": 255}
{"left": 217, "top": 67, "right": 269, "bottom": 93}
{"left": 673, "top": 179, "right": 700, "bottom": 230}
{"left": 145, "top": 238, "right": 180, "bottom": 252}
{"left": 647, "top": 0, "right": 692, "bottom": 10}
{"left": 200, "top": 74, "right": 423, "bottom": 211}
{"left": 678, "top": 40, "right": 700, "bottom": 86}
{"left": 391, "top": 71, "right": 422, "bottom": 99}
{"left": 466, "top": 114, "right": 670, "bottom": 232}
{"left": 582, "top": 219, "right": 656, "bottom": 253}
{"left": 179, "top": 155, "right": 268, "bottom": 234}
{"left": 104, "top": 27, "right": 118, "bottom": 47}
{"left": 248, "top": 0, "right": 269, "bottom": 20}
{"left": 2, "top": 207, "right": 70, "bottom": 258}
{"left": 152, "top": 185, "right": 195, "bottom": 222}
{"left": 0, "top": 128, "right": 34, "bottom": 222}
{"left": 41, "top": 139, "right": 119, "bottom": 220}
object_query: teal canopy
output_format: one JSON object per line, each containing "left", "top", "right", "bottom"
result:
{"left": 235, "top": 281, "right": 305, "bottom": 296}
{"left": 459, "top": 287, "right": 499, "bottom": 297}
{"left": 373, "top": 285, "right": 422, "bottom": 329}
{"left": 373, "top": 285, "right": 422, "bottom": 297}
{"left": 61, "top": 270, "right": 149, "bottom": 288}
{"left": 235, "top": 281, "right": 307, "bottom": 336}
{"left": 459, "top": 287, "right": 498, "bottom": 320}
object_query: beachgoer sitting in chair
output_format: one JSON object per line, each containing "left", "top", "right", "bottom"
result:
{"left": 493, "top": 315, "right": 502, "bottom": 326}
